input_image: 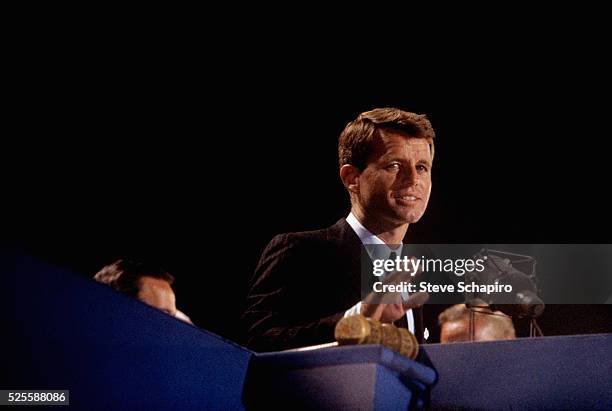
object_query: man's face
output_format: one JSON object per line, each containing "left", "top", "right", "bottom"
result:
{"left": 137, "top": 276, "right": 177, "bottom": 317}
{"left": 356, "top": 130, "right": 432, "bottom": 227}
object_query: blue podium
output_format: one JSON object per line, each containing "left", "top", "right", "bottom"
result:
{"left": 423, "top": 333, "right": 612, "bottom": 410}
{"left": 244, "top": 344, "right": 436, "bottom": 410}
{"left": 2, "top": 250, "right": 611, "bottom": 410}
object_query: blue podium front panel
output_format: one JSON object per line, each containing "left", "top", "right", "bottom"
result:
{"left": 245, "top": 344, "right": 437, "bottom": 410}
{"left": 422, "top": 334, "right": 612, "bottom": 410}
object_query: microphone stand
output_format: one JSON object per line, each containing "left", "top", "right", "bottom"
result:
{"left": 529, "top": 319, "right": 544, "bottom": 337}
{"left": 473, "top": 249, "right": 545, "bottom": 338}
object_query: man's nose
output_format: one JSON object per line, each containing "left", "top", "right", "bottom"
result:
{"left": 399, "top": 164, "right": 419, "bottom": 186}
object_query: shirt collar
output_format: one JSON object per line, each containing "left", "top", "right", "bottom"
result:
{"left": 346, "top": 212, "right": 402, "bottom": 260}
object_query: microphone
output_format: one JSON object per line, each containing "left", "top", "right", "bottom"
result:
{"left": 469, "top": 249, "right": 545, "bottom": 319}
{"left": 515, "top": 289, "right": 545, "bottom": 318}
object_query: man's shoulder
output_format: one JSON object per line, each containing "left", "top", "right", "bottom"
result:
{"left": 253, "top": 218, "right": 363, "bottom": 284}
{"left": 268, "top": 218, "right": 354, "bottom": 249}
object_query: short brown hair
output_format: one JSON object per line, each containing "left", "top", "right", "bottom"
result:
{"left": 338, "top": 107, "right": 435, "bottom": 170}
{"left": 93, "top": 259, "right": 175, "bottom": 297}
{"left": 438, "top": 302, "right": 516, "bottom": 341}
{"left": 438, "top": 299, "right": 491, "bottom": 324}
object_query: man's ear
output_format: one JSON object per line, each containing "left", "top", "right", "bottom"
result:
{"left": 340, "top": 164, "right": 360, "bottom": 194}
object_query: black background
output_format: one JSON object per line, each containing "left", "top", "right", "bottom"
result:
{"left": 4, "top": 38, "right": 611, "bottom": 342}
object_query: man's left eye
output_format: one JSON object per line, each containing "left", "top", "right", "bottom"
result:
{"left": 417, "top": 165, "right": 428, "bottom": 172}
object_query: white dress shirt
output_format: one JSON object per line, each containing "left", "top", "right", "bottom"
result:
{"left": 344, "top": 212, "right": 415, "bottom": 333}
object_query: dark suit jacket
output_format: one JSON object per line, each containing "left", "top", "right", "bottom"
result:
{"left": 243, "top": 218, "right": 445, "bottom": 352}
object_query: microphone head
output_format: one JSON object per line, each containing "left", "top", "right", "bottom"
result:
{"left": 515, "top": 289, "right": 545, "bottom": 318}
{"left": 470, "top": 251, "right": 545, "bottom": 318}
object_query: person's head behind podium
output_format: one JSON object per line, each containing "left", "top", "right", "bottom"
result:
{"left": 438, "top": 303, "right": 516, "bottom": 343}
{"left": 338, "top": 108, "right": 435, "bottom": 234}
{"left": 94, "top": 259, "right": 177, "bottom": 317}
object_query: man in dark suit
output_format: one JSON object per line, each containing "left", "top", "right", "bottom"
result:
{"left": 243, "top": 107, "right": 440, "bottom": 352}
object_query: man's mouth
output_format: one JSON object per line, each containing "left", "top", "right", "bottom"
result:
{"left": 393, "top": 194, "right": 420, "bottom": 204}
{"left": 393, "top": 194, "right": 419, "bottom": 201}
